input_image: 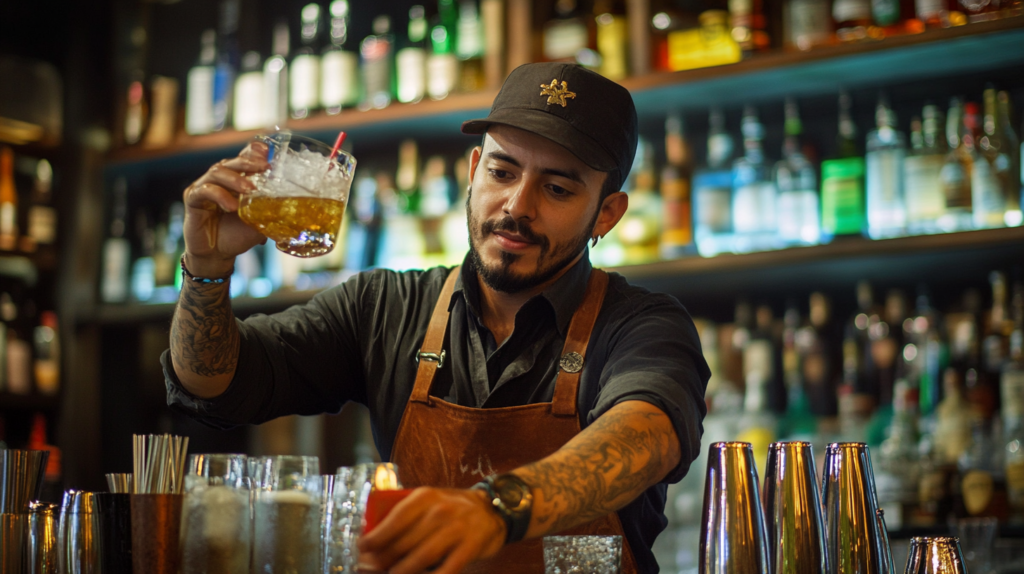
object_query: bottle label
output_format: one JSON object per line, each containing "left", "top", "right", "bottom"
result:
{"left": 972, "top": 156, "right": 1006, "bottom": 228}
{"left": 544, "top": 20, "right": 588, "bottom": 61}
{"left": 872, "top": 0, "right": 901, "bottom": 26}
{"left": 28, "top": 205, "right": 57, "bottom": 244}
{"left": 102, "top": 238, "right": 131, "bottom": 303}
{"left": 321, "top": 50, "right": 360, "bottom": 108}
{"left": 596, "top": 15, "right": 628, "bottom": 80}
{"left": 290, "top": 55, "right": 320, "bottom": 111}
{"left": 961, "top": 469, "right": 994, "bottom": 515}
{"left": 693, "top": 173, "right": 733, "bottom": 236}
{"left": 916, "top": 0, "right": 945, "bottom": 18}
{"left": 0, "top": 202, "right": 16, "bottom": 244}
{"left": 232, "top": 71, "right": 264, "bottom": 131}
{"left": 733, "top": 181, "right": 777, "bottom": 233}
{"left": 1003, "top": 369, "right": 1024, "bottom": 420}
{"left": 821, "top": 158, "right": 865, "bottom": 235}
{"left": 834, "top": 0, "right": 872, "bottom": 22}
{"left": 788, "top": 0, "right": 832, "bottom": 50}
{"left": 777, "top": 189, "right": 820, "bottom": 243}
{"left": 1008, "top": 461, "right": 1024, "bottom": 509}
{"left": 427, "top": 53, "right": 458, "bottom": 100}
{"left": 396, "top": 48, "right": 427, "bottom": 104}
{"left": 362, "top": 41, "right": 392, "bottom": 108}
{"left": 903, "top": 154, "right": 946, "bottom": 226}
{"left": 186, "top": 66, "right": 215, "bottom": 135}
{"left": 940, "top": 158, "right": 971, "bottom": 209}
{"left": 6, "top": 338, "right": 31, "bottom": 394}
{"left": 866, "top": 148, "right": 906, "bottom": 235}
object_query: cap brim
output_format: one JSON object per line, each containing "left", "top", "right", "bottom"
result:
{"left": 461, "top": 108, "right": 618, "bottom": 173}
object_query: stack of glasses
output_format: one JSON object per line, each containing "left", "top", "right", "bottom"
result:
{"left": 697, "top": 440, "right": 970, "bottom": 574}
{"left": 0, "top": 449, "right": 49, "bottom": 572}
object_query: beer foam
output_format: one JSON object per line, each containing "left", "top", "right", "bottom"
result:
{"left": 260, "top": 489, "right": 317, "bottom": 505}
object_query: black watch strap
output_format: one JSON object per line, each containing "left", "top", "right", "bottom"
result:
{"left": 472, "top": 474, "right": 532, "bottom": 544}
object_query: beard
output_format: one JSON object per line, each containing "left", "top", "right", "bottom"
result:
{"left": 466, "top": 188, "right": 600, "bottom": 294}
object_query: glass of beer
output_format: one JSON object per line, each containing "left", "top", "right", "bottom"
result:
{"left": 179, "top": 454, "right": 251, "bottom": 574}
{"left": 239, "top": 131, "right": 357, "bottom": 258}
{"left": 252, "top": 455, "right": 321, "bottom": 573}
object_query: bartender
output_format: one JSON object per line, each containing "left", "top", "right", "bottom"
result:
{"left": 163, "top": 62, "right": 709, "bottom": 574}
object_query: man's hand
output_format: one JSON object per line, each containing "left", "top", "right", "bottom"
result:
{"left": 182, "top": 141, "right": 269, "bottom": 277}
{"left": 357, "top": 487, "right": 507, "bottom": 574}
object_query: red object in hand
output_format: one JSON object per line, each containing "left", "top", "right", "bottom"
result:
{"left": 364, "top": 489, "right": 414, "bottom": 534}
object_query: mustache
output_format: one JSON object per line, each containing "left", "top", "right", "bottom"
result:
{"left": 481, "top": 216, "right": 548, "bottom": 248}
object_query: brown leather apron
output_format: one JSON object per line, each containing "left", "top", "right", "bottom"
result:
{"left": 390, "top": 266, "right": 639, "bottom": 574}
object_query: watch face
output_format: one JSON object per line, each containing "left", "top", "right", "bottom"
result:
{"left": 494, "top": 476, "right": 528, "bottom": 511}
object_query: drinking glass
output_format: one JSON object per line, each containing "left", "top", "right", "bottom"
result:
{"left": 179, "top": 454, "right": 250, "bottom": 574}
{"left": 252, "top": 455, "right": 321, "bottom": 574}
{"left": 239, "top": 130, "right": 357, "bottom": 258}
{"left": 328, "top": 463, "right": 401, "bottom": 573}
{"left": 543, "top": 535, "right": 622, "bottom": 574}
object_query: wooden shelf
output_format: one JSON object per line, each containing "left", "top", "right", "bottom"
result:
{"left": 0, "top": 392, "right": 59, "bottom": 412}
{"left": 80, "top": 288, "right": 319, "bottom": 326}
{"left": 104, "top": 16, "right": 1024, "bottom": 168}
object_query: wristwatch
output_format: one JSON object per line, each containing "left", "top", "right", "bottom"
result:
{"left": 472, "top": 473, "right": 533, "bottom": 544}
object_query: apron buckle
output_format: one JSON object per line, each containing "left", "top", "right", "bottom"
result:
{"left": 417, "top": 350, "right": 446, "bottom": 369}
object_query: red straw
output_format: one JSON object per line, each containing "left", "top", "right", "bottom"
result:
{"left": 329, "top": 131, "right": 347, "bottom": 161}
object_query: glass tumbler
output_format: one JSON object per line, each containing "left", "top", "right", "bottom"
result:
{"left": 543, "top": 535, "right": 623, "bottom": 574}
{"left": 179, "top": 454, "right": 250, "bottom": 574}
{"left": 252, "top": 455, "right": 321, "bottom": 574}
{"left": 327, "top": 463, "right": 401, "bottom": 573}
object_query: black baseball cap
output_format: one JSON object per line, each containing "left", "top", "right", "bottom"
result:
{"left": 462, "top": 62, "right": 639, "bottom": 190}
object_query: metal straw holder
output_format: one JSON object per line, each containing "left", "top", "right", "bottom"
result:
{"left": 698, "top": 441, "right": 770, "bottom": 574}
{"left": 764, "top": 441, "right": 828, "bottom": 574}
{"left": 1, "top": 449, "right": 50, "bottom": 513}
{"left": 96, "top": 493, "right": 133, "bottom": 574}
{"left": 130, "top": 493, "right": 183, "bottom": 574}
{"left": 1, "top": 512, "right": 29, "bottom": 573}
{"left": 904, "top": 537, "right": 967, "bottom": 574}
{"left": 821, "top": 442, "right": 895, "bottom": 574}
{"left": 57, "top": 490, "right": 102, "bottom": 574}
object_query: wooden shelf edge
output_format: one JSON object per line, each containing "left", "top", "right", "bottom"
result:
{"left": 80, "top": 288, "right": 319, "bottom": 325}
{"left": 610, "top": 226, "right": 1024, "bottom": 281}
{"left": 104, "top": 16, "right": 1024, "bottom": 167}
{"left": 0, "top": 392, "right": 60, "bottom": 411}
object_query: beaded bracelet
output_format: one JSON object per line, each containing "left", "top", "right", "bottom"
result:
{"left": 180, "top": 254, "right": 232, "bottom": 284}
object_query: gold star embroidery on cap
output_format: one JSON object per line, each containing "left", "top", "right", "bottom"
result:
{"left": 539, "top": 79, "right": 576, "bottom": 107}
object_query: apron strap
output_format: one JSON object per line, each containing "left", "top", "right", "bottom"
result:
{"left": 551, "top": 269, "right": 609, "bottom": 417}
{"left": 410, "top": 266, "right": 462, "bottom": 404}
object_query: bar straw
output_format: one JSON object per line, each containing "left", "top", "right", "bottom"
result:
{"left": 329, "top": 131, "right": 347, "bottom": 162}
{"left": 132, "top": 434, "right": 189, "bottom": 494}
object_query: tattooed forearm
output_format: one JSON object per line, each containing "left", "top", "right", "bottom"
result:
{"left": 170, "top": 278, "right": 239, "bottom": 396}
{"left": 514, "top": 401, "right": 681, "bottom": 536}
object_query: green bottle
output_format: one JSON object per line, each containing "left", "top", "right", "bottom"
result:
{"left": 821, "top": 91, "right": 866, "bottom": 238}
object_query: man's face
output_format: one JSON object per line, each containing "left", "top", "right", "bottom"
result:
{"left": 466, "top": 125, "right": 616, "bottom": 294}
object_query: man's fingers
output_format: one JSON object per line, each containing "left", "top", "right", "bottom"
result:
{"left": 185, "top": 182, "right": 240, "bottom": 213}
{"left": 220, "top": 154, "right": 268, "bottom": 173}
{"left": 359, "top": 489, "right": 433, "bottom": 552}
{"left": 239, "top": 141, "right": 270, "bottom": 162}
{"left": 386, "top": 525, "right": 462, "bottom": 574}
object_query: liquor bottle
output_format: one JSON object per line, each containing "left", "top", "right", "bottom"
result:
{"left": 732, "top": 106, "right": 777, "bottom": 252}
{"left": 800, "top": 292, "right": 841, "bottom": 417}
{"left": 321, "top": 0, "right": 361, "bottom": 114}
{"left": 847, "top": 281, "right": 881, "bottom": 399}
{"left": 142, "top": 76, "right": 178, "bottom": 149}
{"left": 865, "top": 96, "right": 907, "bottom": 239}
{"left": 481, "top": 0, "right": 505, "bottom": 89}
{"left": 938, "top": 98, "right": 973, "bottom": 232}
{"left": 291, "top": 3, "right": 323, "bottom": 120}
{"left": 0, "top": 148, "right": 18, "bottom": 252}
{"left": 916, "top": 0, "right": 950, "bottom": 27}
{"left": 543, "top": 0, "right": 591, "bottom": 63}
{"left": 871, "top": 290, "right": 907, "bottom": 407}
{"left": 25, "top": 159, "right": 56, "bottom": 254}
{"left": 33, "top": 311, "right": 58, "bottom": 395}
{"left": 361, "top": 16, "right": 395, "bottom": 110}
{"left": 821, "top": 91, "right": 866, "bottom": 238}
{"left": 1004, "top": 280, "right": 1024, "bottom": 523}
{"left": 122, "top": 71, "right": 148, "bottom": 147}
{"left": 997, "top": 91, "right": 1022, "bottom": 226}
{"left": 379, "top": 168, "right": 425, "bottom": 270}
{"left": 213, "top": 0, "right": 240, "bottom": 132}
{"left": 420, "top": 156, "right": 453, "bottom": 267}
{"left": 729, "top": 0, "right": 771, "bottom": 53}
{"left": 780, "top": 303, "right": 818, "bottom": 439}
{"left": 784, "top": 0, "right": 833, "bottom": 51}
{"left": 983, "top": 271, "right": 1012, "bottom": 382}
{"left": 427, "top": 0, "right": 459, "bottom": 100}
{"left": 232, "top": 51, "right": 264, "bottom": 131}
{"left": 833, "top": 0, "right": 873, "bottom": 41}
{"left": 345, "top": 174, "right": 383, "bottom": 270}
{"left": 186, "top": 30, "right": 217, "bottom": 135}
{"left": 4, "top": 290, "right": 32, "bottom": 395}
{"left": 660, "top": 113, "right": 694, "bottom": 258}
{"left": 903, "top": 104, "right": 947, "bottom": 235}
{"left": 957, "top": 417, "right": 1009, "bottom": 520}
{"left": 775, "top": 98, "right": 820, "bottom": 246}
{"left": 875, "top": 379, "right": 920, "bottom": 530}
{"left": 456, "top": 0, "right": 485, "bottom": 92}
{"left": 871, "top": 0, "right": 910, "bottom": 34}
{"left": 609, "top": 139, "right": 662, "bottom": 265}
{"left": 973, "top": 88, "right": 1012, "bottom": 229}
{"left": 738, "top": 307, "right": 780, "bottom": 473}
{"left": 101, "top": 178, "right": 131, "bottom": 303}
{"left": 397, "top": 5, "right": 429, "bottom": 104}
{"left": 263, "top": 21, "right": 290, "bottom": 128}
{"left": 594, "top": 0, "right": 628, "bottom": 80}
{"left": 649, "top": 4, "right": 681, "bottom": 71}
{"left": 692, "top": 107, "right": 735, "bottom": 256}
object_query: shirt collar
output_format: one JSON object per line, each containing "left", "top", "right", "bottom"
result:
{"left": 452, "top": 251, "right": 592, "bottom": 337}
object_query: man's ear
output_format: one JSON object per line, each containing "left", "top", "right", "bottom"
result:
{"left": 592, "top": 191, "right": 628, "bottom": 239}
{"left": 468, "top": 145, "right": 483, "bottom": 187}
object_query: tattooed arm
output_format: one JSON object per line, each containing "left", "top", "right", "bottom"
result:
{"left": 514, "top": 399, "right": 681, "bottom": 536}
{"left": 171, "top": 143, "right": 269, "bottom": 398}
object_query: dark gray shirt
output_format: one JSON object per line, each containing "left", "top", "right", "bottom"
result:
{"left": 163, "top": 254, "right": 709, "bottom": 573}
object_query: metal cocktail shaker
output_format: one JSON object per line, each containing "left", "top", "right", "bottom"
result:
{"left": 904, "top": 537, "right": 967, "bottom": 574}
{"left": 764, "top": 441, "right": 828, "bottom": 574}
{"left": 698, "top": 441, "right": 770, "bottom": 574}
